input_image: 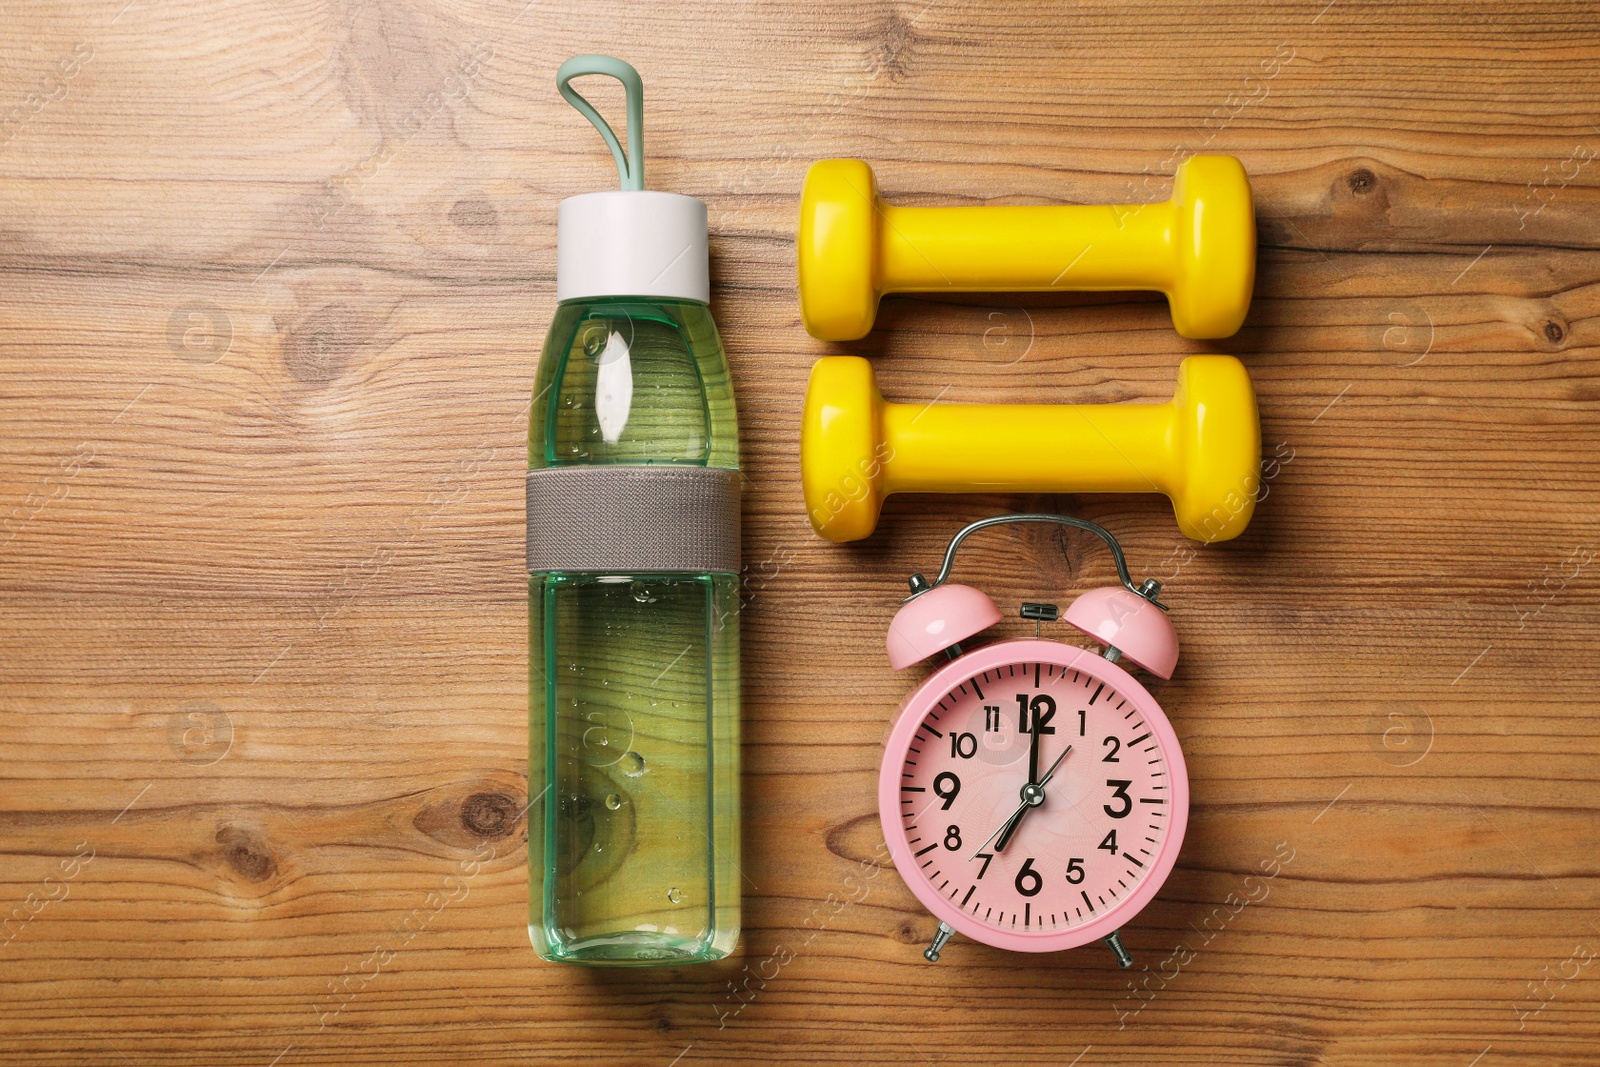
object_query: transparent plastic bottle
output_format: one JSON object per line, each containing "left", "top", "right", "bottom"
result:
{"left": 528, "top": 56, "right": 740, "bottom": 965}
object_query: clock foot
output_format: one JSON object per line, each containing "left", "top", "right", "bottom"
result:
{"left": 924, "top": 921, "right": 956, "bottom": 962}
{"left": 1103, "top": 929, "right": 1134, "bottom": 968}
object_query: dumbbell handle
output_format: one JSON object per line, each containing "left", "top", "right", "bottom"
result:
{"left": 882, "top": 399, "right": 1176, "bottom": 496}
{"left": 879, "top": 202, "right": 1176, "bottom": 294}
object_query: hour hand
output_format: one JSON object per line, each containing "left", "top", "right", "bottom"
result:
{"left": 993, "top": 805, "right": 1027, "bottom": 853}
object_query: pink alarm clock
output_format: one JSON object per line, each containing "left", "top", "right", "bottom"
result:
{"left": 878, "top": 514, "right": 1189, "bottom": 966}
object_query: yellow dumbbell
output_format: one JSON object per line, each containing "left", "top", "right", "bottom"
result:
{"left": 798, "top": 155, "right": 1255, "bottom": 342}
{"left": 801, "top": 355, "right": 1260, "bottom": 543}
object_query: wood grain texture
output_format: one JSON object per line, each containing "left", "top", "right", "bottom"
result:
{"left": 3, "top": 0, "right": 1600, "bottom": 1063}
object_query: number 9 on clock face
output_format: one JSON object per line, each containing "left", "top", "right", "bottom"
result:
{"left": 878, "top": 639, "right": 1190, "bottom": 955}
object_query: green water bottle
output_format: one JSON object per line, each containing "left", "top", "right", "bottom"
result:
{"left": 527, "top": 56, "right": 740, "bottom": 965}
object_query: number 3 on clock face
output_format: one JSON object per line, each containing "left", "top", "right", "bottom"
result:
{"left": 879, "top": 638, "right": 1190, "bottom": 955}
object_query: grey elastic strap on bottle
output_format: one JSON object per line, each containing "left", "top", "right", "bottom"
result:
{"left": 526, "top": 466, "right": 741, "bottom": 575}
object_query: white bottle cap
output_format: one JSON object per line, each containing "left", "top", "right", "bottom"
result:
{"left": 557, "top": 190, "right": 709, "bottom": 304}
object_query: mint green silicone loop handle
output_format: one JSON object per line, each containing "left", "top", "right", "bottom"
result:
{"left": 556, "top": 55, "right": 644, "bottom": 191}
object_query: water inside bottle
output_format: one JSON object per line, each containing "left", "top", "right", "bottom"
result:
{"left": 529, "top": 298, "right": 740, "bottom": 965}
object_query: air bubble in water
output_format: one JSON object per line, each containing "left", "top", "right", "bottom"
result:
{"left": 622, "top": 752, "right": 647, "bottom": 777}
{"left": 604, "top": 793, "right": 622, "bottom": 810}
{"left": 667, "top": 887, "right": 681, "bottom": 904}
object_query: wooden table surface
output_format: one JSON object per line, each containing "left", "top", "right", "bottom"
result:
{"left": 4, "top": 1, "right": 1600, "bottom": 1064}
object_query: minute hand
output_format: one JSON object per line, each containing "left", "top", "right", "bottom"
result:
{"left": 970, "top": 744, "right": 1073, "bottom": 859}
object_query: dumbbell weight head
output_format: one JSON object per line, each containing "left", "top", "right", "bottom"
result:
{"left": 800, "top": 354, "right": 888, "bottom": 543}
{"left": 797, "top": 158, "right": 880, "bottom": 343}
{"left": 1163, "top": 354, "right": 1262, "bottom": 541}
{"left": 1164, "top": 155, "right": 1256, "bottom": 340}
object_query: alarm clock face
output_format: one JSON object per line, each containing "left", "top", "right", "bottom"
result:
{"left": 879, "top": 638, "right": 1188, "bottom": 953}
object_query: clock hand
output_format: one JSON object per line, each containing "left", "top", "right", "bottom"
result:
{"left": 971, "top": 744, "right": 1072, "bottom": 858}
{"left": 1026, "top": 711, "right": 1041, "bottom": 786}
{"left": 972, "top": 797, "right": 1029, "bottom": 859}
{"left": 1036, "top": 744, "right": 1072, "bottom": 789}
